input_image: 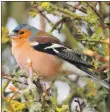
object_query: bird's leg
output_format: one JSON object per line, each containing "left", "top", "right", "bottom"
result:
{"left": 26, "top": 58, "right": 43, "bottom": 102}
{"left": 27, "top": 57, "right": 33, "bottom": 76}
{"left": 42, "top": 83, "right": 48, "bottom": 101}
{"left": 26, "top": 57, "right": 36, "bottom": 91}
{"left": 47, "top": 80, "right": 55, "bottom": 94}
{"left": 41, "top": 81, "right": 55, "bottom": 101}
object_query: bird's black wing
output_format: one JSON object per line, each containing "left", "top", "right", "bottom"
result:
{"left": 30, "top": 42, "right": 109, "bottom": 89}
{"left": 30, "top": 42, "right": 94, "bottom": 68}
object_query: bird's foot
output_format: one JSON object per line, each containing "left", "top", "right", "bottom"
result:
{"left": 41, "top": 81, "right": 54, "bottom": 102}
{"left": 47, "top": 81, "right": 55, "bottom": 94}
{"left": 41, "top": 83, "right": 50, "bottom": 102}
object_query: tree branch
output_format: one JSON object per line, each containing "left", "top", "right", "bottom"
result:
{"left": 75, "top": 98, "right": 84, "bottom": 112}
{"left": 40, "top": 14, "right": 45, "bottom": 31}
{"left": 86, "top": 2, "right": 102, "bottom": 20}
{"left": 33, "top": 6, "right": 54, "bottom": 26}
{"left": 50, "top": 18, "right": 65, "bottom": 33}
{"left": 77, "top": 38, "right": 109, "bottom": 45}
{"left": 66, "top": 3, "right": 87, "bottom": 14}
{"left": 2, "top": 72, "right": 28, "bottom": 85}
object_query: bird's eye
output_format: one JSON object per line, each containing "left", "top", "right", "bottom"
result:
{"left": 14, "top": 30, "right": 19, "bottom": 33}
{"left": 20, "top": 31, "right": 24, "bottom": 34}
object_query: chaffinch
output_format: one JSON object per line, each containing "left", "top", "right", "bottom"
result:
{"left": 8, "top": 24, "right": 109, "bottom": 89}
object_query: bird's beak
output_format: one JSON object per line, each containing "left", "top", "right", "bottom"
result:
{"left": 8, "top": 32, "right": 18, "bottom": 38}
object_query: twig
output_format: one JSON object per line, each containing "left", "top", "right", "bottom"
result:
{"left": 86, "top": 2, "right": 102, "bottom": 20}
{"left": 33, "top": 6, "right": 54, "bottom": 26}
{"left": 95, "top": 63, "right": 110, "bottom": 72}
{"left": 40, "top": 14, "right": 45, "bottom": 31}
{"left": 32, "top": 3, "right": 93, "bottom": 25}
{"left": 9, "top": 91, "right": 20, "bottom": 102}
{"left": 83, "top": 49, "right": 109, "bottom": 63}
{"left": 2, "top": 79, "right": 10, "bottom": 94}
{"left": 77, "top": 38, "right": 109, "bottom": 45}
{"left": 75, "top": 98, "right": 84, "bottom": 112}
{"left": 40, "top": 13, "right": 53, "bottom": 26}
{"left": 66, "top": 3, "right": 87, "bottom": 14}
{"left": 58, "top": 21, "right": 63, "bottom": 33}
{"left": 2, "top": 73, "right": 28, "bottom": 85}
{"left": 33, "top": 78, "right": 43, "bottom": 95}
{"left": 98, "top": 24, "right": 110, "bottom": 29}
{"left": 55, "top": 6, "right": 81, "bottom": 19}
{"left": 50, "top": 18, "right": 65, "bottom": 33}
{"left": 39, "top": 3, "right": 82, "bottom": 20}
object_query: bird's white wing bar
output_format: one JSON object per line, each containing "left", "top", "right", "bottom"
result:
{"left": 53, "top": 48, "right": 60, "bottom": 53}
{"left": 44, "top": 43, "right": 65, "bottom": 53}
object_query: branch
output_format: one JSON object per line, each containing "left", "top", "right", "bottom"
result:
{"left": 54, "top": 6, "right": 81, "bottom": 19}
{"left": 39, "top": 2, "right": 83, "bottom": 20}
{"left": 77, "top": 38, "right": 109, "bottom": 45}
{"left": 98, "top": 24, "right": 110, "bottom": 29}
{"left": 40, "top": 14, "right": 45, "bottom": 31}
{"left": 2, "top": 72, "right": 28, "bottom": 85}
{"left": 86, "top": 2, "right": 102, "bottom": 20}
{"left": 31, "top": 2, "right": 96, "bottom": 25}
{"left": 83, "top": 49, "right": 109, "bottom": 63}
{"left": 33, "top": 6, "right": 54, "bottom": 26}
{"left": 30, "top": 6, "right": 54, "bottom": 26}
{"left": 50, "top": 18, "right": 65, "bottom": 33}
{"left": 75, "top": 99, "right": 84, "bottom": 112}
{"left": 95, "top": 63, "right": 110, "bottom": 72}
{"left": 40, "top": 13, "right": 53, "bottom": 26}
{"left": 66, "top": 3, "right": 87, "bottom": 14}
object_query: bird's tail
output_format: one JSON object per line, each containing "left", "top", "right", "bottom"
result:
{"left": 87, "top": 73, "right": 109, "bottom": 89}
{"left": 85, "top": 68, "right": 109, "bottom": 89}
{"left": 78, "top": 66, "right": 109, "bottom": 89}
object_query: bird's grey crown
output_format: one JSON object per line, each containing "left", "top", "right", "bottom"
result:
{"left": 12, "top": 24, "right": 40, "bottom": 37}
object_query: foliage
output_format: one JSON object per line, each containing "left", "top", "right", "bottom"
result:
{"left": 2, "top": 97, "right": 26, "bottom": 112}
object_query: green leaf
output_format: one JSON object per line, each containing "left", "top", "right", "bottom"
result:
{"left": 29, "top": 10, "right": 37, "bottom": 18}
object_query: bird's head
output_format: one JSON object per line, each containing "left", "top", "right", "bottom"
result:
{"left": 8, "top": 24, "right": 39, "bottom": 40}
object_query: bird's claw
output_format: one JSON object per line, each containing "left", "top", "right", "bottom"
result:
{"left": 41, "top": 81, "right": 54, "bottom": 102}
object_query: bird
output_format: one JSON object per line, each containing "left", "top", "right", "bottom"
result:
{"left": 8, "top": 24, "right": 109, "bottom": 89}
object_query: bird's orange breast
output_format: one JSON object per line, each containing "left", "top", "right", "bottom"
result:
{"left": 12, "top": 41, "right": 62, "bottom": 80}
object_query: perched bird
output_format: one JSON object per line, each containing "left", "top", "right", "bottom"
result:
{"left": 8, "top": 24, "right": 109, "bottom": 89}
